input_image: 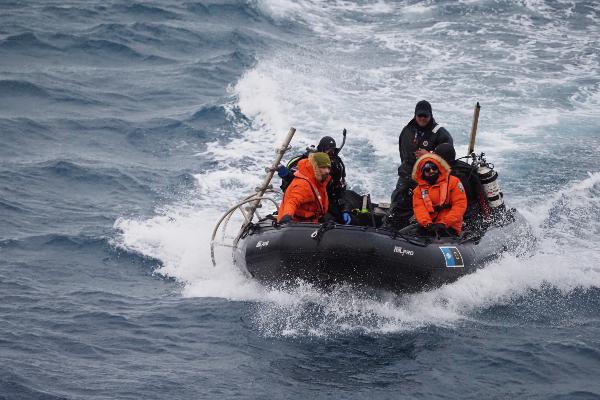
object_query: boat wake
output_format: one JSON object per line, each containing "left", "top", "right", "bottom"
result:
{"left": 112, "top": 0, "right": 600, "bottom": 335}
{"left": 114, "top": 170, "right": 600, "bottom": 337}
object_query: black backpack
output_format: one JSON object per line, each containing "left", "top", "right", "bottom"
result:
{"left": 280, "top": 152, "right": 310, "bottom": 192}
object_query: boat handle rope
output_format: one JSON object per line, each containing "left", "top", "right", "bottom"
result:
{"left": 311, "top": 220, "right": 336, "bottom": 243}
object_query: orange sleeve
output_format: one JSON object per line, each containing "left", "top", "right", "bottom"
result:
{"left": 439, "top": 176, "right": 467, "bottom": 227}
{"left": 277, "top": 180, "right": 308, "bottom": 221}
{"left": 412, "top": 187, "right": 433, "bottom": 227}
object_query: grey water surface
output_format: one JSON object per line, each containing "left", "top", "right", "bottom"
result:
{"left": 1, "top": 1, "right": 600, "bottom": 399}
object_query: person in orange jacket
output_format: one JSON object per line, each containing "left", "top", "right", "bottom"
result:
{"left": 412, "top": 153, "right": 467, "bottom": 236}
{"left": 277, "top": 152, "right": 332, "bottom": 223}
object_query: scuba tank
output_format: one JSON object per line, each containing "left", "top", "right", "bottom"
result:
{"left": 474, "top": 155, "right": 504, "bottom": 210}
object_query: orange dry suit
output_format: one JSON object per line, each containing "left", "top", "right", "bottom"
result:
{"left": 277, "top": 153, "right": 331, "bottom": 223}
{"left": 412, "top": 153, "right": 467, "bottom": 234}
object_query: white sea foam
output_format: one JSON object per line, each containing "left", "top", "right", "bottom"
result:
{"left": 569, "top": 82, "right": 600, "bottom": 115}
{"left": 401, "top": 3, "right": 436, "bottom": 15}
{"left": 254, "top": 0, "right": 304, "bottom": 20}
{"left": 114, "top": 165, "right": 600, "bottom": 337}
{"left": 115, "top": 0, "right": 600, "bottom": 336}
{"left": 250, "top": 171, "right": 600, "bottom": 336}
{"left": 256, "top": 0, "right": 393, "bottom": 22}
{"left": 232, "top": 67, "right": 291, "bottom": 135}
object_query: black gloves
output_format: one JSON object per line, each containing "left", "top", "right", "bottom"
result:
{"left": 279, "top": 215, "right": 292, "bottom": 224}
{"left": 427, "top": 223, "right": 447, "bottom": 236}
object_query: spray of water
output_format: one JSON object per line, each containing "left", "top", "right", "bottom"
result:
{"left": 114, "top": 0, "right": 600, "bottom": 336}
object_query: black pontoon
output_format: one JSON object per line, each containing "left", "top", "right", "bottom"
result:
{"left": 211, "top": 112, "right": 534, "bottom": 293}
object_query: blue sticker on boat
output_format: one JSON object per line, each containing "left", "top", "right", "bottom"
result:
{"left": 439, "top": 246, "right": 464, "bottom": 268}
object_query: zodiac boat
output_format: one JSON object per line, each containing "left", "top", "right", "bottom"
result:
{"left": 230, "top": 203, "right": 530, "bottom": 293}
{"left": 211, "top": 123, "right": 534, "bottom": 293}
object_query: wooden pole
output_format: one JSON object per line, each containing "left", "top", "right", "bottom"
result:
{"left": 244, "top": 127, "right": 296, "bottom": 223}
{"left": 467, "top": 102, "right": 481, "bottom": 155}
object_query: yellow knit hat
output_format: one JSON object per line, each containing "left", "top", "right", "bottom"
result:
{"left": 312, "top": 152, "right": 331, "bottom": 168}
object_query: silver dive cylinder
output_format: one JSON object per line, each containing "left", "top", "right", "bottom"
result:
{"left": 477, "top": 163, "right": 505, "bottom": 209}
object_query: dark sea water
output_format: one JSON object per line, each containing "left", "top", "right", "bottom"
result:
{"left": 2, "top": 1, "right": 600, "bottom": 398}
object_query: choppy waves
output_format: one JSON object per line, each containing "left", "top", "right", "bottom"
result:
{"left": 2, "top": 0, "right": 600, "bottom": 397}
{"left": 114, "top": 0, "right": 600, "bottom": 324}
{"left": 113, "top": 169, "right": 600, "bottom": 337}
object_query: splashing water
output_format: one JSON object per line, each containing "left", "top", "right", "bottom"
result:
{"left": 114, "top": 166, "right": 600, "bottom": 337}
{"left": 114, "top": 0, "right": 600, "bottom": 337}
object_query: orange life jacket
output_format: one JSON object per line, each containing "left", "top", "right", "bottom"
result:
{"left": 277, "top": 154, "right": 331, "bottom": 222}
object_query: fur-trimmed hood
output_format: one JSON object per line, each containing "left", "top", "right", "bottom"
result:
{"left": 411, "top": 153, "right": 451, "bottom": 184}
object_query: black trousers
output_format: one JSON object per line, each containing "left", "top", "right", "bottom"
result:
{"left": 386, "top": 174, "right": 416, "bottom": 228}
{"left": 326, "top": 200, "right": 344, "bottom": 224}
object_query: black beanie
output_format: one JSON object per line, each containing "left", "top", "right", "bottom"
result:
{"left": 317, "top": 136, "right": 336, "bottom": 152}
{"left": 415, "top": 100, "right": 432, "bottom": 117}
{"left": 434, "top": 143, "right": 456, "bottom": 164}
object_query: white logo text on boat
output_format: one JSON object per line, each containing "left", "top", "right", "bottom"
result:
{"left": 393, "top": 246, "right": 414, "bottom": 256}
{"left": 256, "top": 240, "right": 270, "bottom": 249}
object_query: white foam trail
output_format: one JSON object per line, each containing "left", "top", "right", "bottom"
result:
{"left": 249, "top": 246, "right": 600, "bottom": 337}
{"left": 256, "top": 0, "right": 393, "bottom": 26}
{"left": 233, "top": 68, "right": 291, "bottom": 135}
{"left": 255, "top": 0, "right": 304, "bottom": 20}
{"left": 113, "top": 204, "right": 266, "bottom": 300}
{"left": 113, "top": 171, "right": 600, "bottom": 337}
{"left": 518, "top": 171, "right": 600, "bottom": 244}
{"left": 401, "top": 3, "right": 436, "bottom": 15}
{"left": 114, "top": 0, "right": 600, "bottom": 336}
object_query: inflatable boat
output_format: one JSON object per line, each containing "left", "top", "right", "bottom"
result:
{"left": 231, "top": 205, "right": 531, "bottom": 293}
{"left": 211, "top": 124, "right": 534, "bottom": 293}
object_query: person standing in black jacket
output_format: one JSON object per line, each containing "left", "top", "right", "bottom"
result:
{"left": 383, "top": 100, "right": 453, "bottom": 230}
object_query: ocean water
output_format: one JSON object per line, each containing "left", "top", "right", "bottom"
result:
{"left": 1, "top": 0, "right": 600, "bottom": 398}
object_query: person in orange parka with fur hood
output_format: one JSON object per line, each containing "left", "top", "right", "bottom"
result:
{"left": 277, "top": 152, "right": 332, "bottom": 223}
{"left": 412, "top": 153, "right": 467, "bottom": 235}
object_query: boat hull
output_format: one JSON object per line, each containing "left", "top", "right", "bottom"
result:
{"left": 234, "top": 210, "right": 531, "bottom": 293}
